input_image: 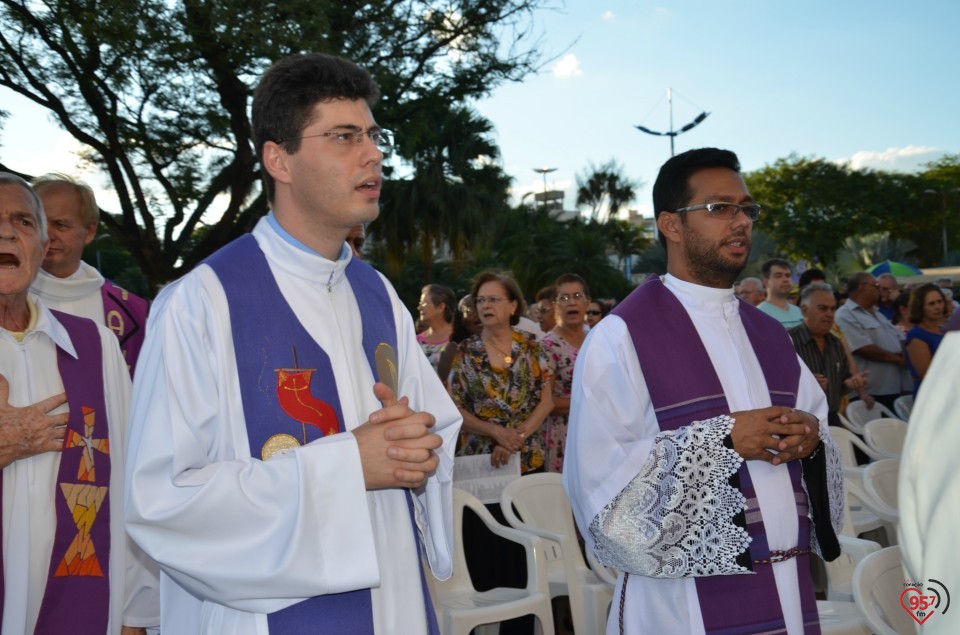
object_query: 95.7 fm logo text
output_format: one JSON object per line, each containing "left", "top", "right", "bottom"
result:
{"left": 901, "top": 578, "right": 950, "bottom": 626}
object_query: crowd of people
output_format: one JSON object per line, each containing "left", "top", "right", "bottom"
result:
{"left": 1, "top": 49, "right": 957, "bottom": 635}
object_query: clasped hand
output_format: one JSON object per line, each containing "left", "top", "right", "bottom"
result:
{"left": 729, "top": 406, "right": 820, "bottom": 465}
{"left": 353, "top": 382, "right": 442, "bottom": 490}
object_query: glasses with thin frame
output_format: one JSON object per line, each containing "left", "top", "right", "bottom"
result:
{"left": 673, "top": 202, "right": 761, "bottom": 221}
{"left": 278, "top": 128, "right": 394, "bottom": 154}
{"left": 585, "top": 309, "right": 602, "bottom": 316}
{"left": 557, "top": 292, "right": 587, "bottom": 304}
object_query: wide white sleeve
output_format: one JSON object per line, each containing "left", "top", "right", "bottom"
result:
{"left": 562, "top": 317, "right": 750, "bottom": 577}
{"left": 391, "top": 292, "right": 462, "bottom": 581}
{"left": 124, "top": 273, "right": 378, "bottom": 614}
{"left": 899, "top": 332, "right": 960, "bottom": 635}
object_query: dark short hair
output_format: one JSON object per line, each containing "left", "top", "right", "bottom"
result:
{"left": 907, "top": 283, "right": 946, "bottom": 325}
{"left": 252, "top": 53, "right": 380, "bottom": 202}
{"left": 797, "top": 268, "right": 826, "bottom": 288}
{"left": 651, "top": 147, "right": 741, "bottom": 249}
{"left": 762, "top": 258, "right": 792, "bottom": 279}
{"left": 421, "top": 284, "right": 457, "bottom": 323}
{"left": 471, "top": 270, "right": 526, "bottom": 326}
{"left": 535, "top": 286, "right": 556, "bottom": 303}
{"left": 553, "top": 273, "right": 591, "bottom": 300}
{"left": 845, "top": 272, "right": 873, "bottom": 295}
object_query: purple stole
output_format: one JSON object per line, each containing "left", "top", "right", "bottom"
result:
{"left": 612, "top": 277, "right": 821, "bottom": 635}
{"left": 100, "top": 281, "right": 149, "bottom": 376}
{"left": 1, "top": 311, "right": 113, "bottom": 634}
{"left": 206, "top": 234, "right": 440, "bottom": 635}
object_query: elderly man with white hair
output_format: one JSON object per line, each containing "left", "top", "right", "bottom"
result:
{"left": 0, "top": 172, "right": 157, "bottom": 634}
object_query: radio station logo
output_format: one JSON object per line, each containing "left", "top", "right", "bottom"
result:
{"left": 901, "top": 578, "right": 950, "bottom": 625}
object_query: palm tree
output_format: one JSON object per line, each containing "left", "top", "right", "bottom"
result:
{"left": 575, "top": 160, "right": 640, "bottom": 222}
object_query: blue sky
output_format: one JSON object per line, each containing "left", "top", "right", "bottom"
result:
{"left": 473, "top": 0, "right": 960, "bottom": 215}
{"left": 2, "top": 0, "right": 958, "bottom": 220}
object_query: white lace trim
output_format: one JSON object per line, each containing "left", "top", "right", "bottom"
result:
{"left": 801, "top": 423, "right": 846, "bottom": 559}
{"left": 589, "top": 415, "right": 751, "bottom": 578}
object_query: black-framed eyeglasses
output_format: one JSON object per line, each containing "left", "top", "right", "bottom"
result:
{"left": 585, "top": 310, "right": 602, "bottom": 316}
{"left": 277, "top": 128, "right": 394, "bottom": 154}
{"left": 673, "top": 202, "right": 761, "bottom": 221}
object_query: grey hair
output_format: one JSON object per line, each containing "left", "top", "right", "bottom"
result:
{"left": 0, "top": 172, "right": 47, "bottom": 241}
{"left": 739, "top": 276, "right": 763, "bottom": 291}
{"left": 800, "top": 283, "right": 835, "bottom": 306}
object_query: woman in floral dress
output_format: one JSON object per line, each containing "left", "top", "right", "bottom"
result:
{"left": 540, "top": 274, "right": 590, "bottom": 472}
{"left": 416, "top": 284, "right": 455, "bottom": 372}
{"left": 449, "top": 271, "right": 553, "bottom": 474}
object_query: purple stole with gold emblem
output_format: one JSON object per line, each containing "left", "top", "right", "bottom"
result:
{"left": 100, "top": 281, "right": 148, "bottom": 376}
{"left": 0, "top": 311, "right": 113, "bottom": 634}
{"left": 612, "top": 276, "right": 822, "bottom": 635}
{"left": 206, "top": 234, "right": 440, "bottom": 635}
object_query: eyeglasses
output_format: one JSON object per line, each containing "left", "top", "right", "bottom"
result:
{"left": 673, "top": 202, "right": 761, "bottom": 221}
{"left": 278, "top": 128, "right": 394, "bottom": 154}
{"left": 585, "top": 310, "right": 602, "bottom": 316}
{"left": 557, "top": 292, "right": 587, "bottom": 304}
{"left": 475, "top": 295, "right": 508, "bottom": 306}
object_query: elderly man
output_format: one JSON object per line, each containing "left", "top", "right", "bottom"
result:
{"left": 564, "top": 148, "right": 842, "bottom": 634}
{"left": 29, "top": 174, "right": 149, "bottom": 376}
{"left": 789, "top": 284, "right": 870, "bottom": 427}
{"left": 758, "top": 258, "right": 803, "bottom": 328}
{"left": 736, "top": 276, "right": 765, "bottom": 306}
{"left": 834, "top": 272, "right": 909, "bottom": 412}
{"left": 124, "top": 54, "right": 461, "bottom": 634}
{"left": 0, "top": 173, "right": 156, "bottom": 634}
{"left": 875, "top": 273, "right": 898, "bottom": 321}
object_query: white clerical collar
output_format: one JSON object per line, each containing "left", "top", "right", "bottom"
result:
{"left": 8, "top": 295, "right": 80, "bottom": 358}
{"left": 663, "top": 273, "right": 736, "bottom": 308}
{"left": 256, "top": 214, "right": 352, "bottom": 288}
{"left": 31, "top": 262, "right": 104, "bottom": 300}
{"left": 265, "top": 211, "right": 351, "bottom": 261}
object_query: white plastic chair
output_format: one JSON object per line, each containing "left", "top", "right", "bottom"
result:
{"left": 816, "top": 599, "right": 872, "bottom": 635}
{"left": 862, "top": 459, "right": 900, "bottom": 525}
{"left": 863, "top": 418, "right": 907, "bottom": 458}
{"left": 829, "top": 427, "right": 890, "bottom": 467}
{"left": 844, "top": 400, "right": 900, "bottom": 427}
{"left": 429, "top": 488, "right": 555, "bottom": 635}
{"left": 500, "top": 473, "right": 613, "bottom": 635}
{"left": 893, "top": 394, "right": 913, "bottom": 421}
{"left": 852, "top": 546, "right": 916, "bottom": 635}
{"left": 844, "top": 466, "right": 896, "bottom": 545}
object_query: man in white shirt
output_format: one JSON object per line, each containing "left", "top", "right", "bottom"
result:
{"left": 0, "top": 172, "right": 156, "bottom": 634}
{"left": 758, "top": 258, "right": 804, "bottom": 328}
{"left": 30, "top": 174, "right": 149, "bottom": 375}
{"left": 563, "top": 148, "right": 843, "bottom": 634}
{"left": 124, "top": 54, "right": 461, "bottom": 635}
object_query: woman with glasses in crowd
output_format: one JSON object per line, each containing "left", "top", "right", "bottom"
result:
{"left": 449, "top": 271, "right": 553, "bottom": 474}
{"left": 448, "top": 272, "right": 553, "bottom": 632}
{"left": 416, "top": 284, "right": 456, "bottom": 372}
{"left": 905, "top": 283, "right": 948, "bottom": 396}
{"left": 540, "top": 273, "right": 591, "bottom": 472}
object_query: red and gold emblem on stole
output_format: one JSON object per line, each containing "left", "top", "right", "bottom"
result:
{"left": 263, "top": 348, "right": 339, "bottom": 460}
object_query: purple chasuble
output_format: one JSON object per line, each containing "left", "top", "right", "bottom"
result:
{"left": 100, "top": 280, "right": 149, "bottom": 376}
{"left": 0, "top": 311, "right": 112, "bottom": 634}
{"left": 206, "top": 234, "right": 440, "bottom": 635}
{"left": 612, "top": 276, "right": 821, "bottom": 635}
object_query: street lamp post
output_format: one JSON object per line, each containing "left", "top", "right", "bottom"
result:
{"left": 533, "top": 167, "right": 557, "bottom": 210}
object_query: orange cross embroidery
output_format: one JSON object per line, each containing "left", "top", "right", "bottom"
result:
{"left": 65, "top": 407, "right": 110, "bottom": 482}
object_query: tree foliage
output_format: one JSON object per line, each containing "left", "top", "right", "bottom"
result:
{"left": 575, "top": 159, "right": 640, "bottom": 222}
{"left": 0, "top": 0, "right": 549, "bottom": 291}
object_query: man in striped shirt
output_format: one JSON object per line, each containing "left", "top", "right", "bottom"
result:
{"left": 789, "top": 284, "right": 870, "bottom": 426}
